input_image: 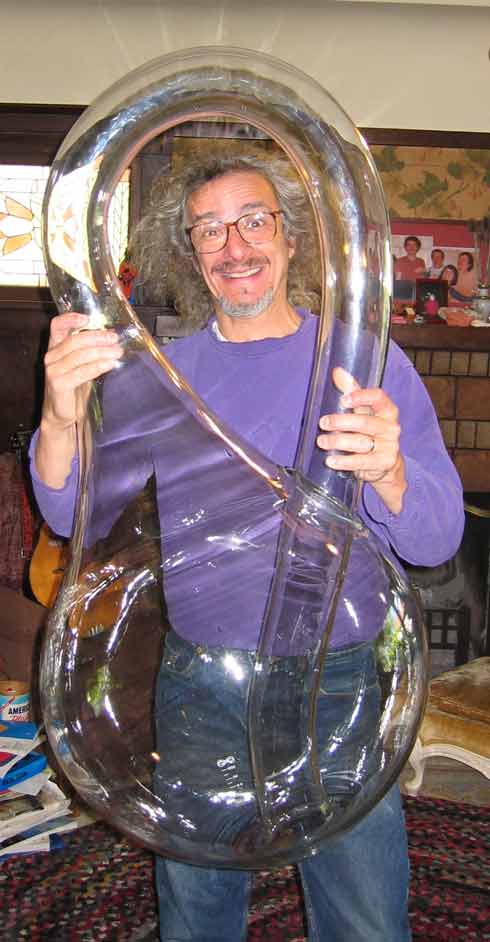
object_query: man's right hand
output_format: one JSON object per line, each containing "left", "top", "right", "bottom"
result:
{"left": 35, "top": 312, "right": 123, "bottom": 488}
{"left": 42, "top": 312, "right": 123, "bottom": 430}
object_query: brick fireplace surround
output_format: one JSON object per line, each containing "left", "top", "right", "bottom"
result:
{"left": 392, "top": 323, "right": 490, "bottom": 661}
{"left": 391, "top": 324, "right": 490, "bottom": 494}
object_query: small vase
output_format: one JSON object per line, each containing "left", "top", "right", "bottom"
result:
{"left": 424, "top": 294, "right": 439, "bottom": 317}
{"left": 472, "top": 284, "right": 490, "bottom": 321}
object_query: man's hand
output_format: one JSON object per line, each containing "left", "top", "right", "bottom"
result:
{"left": 36, "top": 312, "right": 123, "bottom": 489}
{"left": 316, "top": 367, "right": 408, "bottom": 514}
{"left": 42, "top": 312, "right": 123, "bottom": 431}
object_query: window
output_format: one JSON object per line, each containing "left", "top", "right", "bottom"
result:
{"left": 0, "top": 164, "right": 130, "bottom": 287}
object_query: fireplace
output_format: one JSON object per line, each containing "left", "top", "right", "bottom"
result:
{"left": 405, "top": 493, "right": 490, "bottom": 676}
{"left": 390, "top": 323, "right": 490, "bottom": 672}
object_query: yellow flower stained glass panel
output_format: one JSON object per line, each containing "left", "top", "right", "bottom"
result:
{"left": 0, "top": 165, "right": 130, "bottom": 287}
{"left": 0, "top": 166, "right": 48, "bottom": 286}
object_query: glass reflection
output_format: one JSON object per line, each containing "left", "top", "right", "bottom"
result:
{"left": 38, "top": 46, "right": 428, "bottom": 869}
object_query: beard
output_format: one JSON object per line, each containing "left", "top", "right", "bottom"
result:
{"left": 217, "top": 287, "right": 274, "bottom": 319}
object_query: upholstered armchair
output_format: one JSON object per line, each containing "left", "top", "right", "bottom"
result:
{"left": 405, "top": 657, "right": 490, "bottom": 794}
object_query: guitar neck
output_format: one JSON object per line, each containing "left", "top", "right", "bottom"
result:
{"left": 9, "top": 427, "right": 33, "bottom": 464}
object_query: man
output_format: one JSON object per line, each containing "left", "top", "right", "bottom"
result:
{"left": 394, "top": 235, "right": 426, "bottom": 281}
{"left": 31, "top": 154, "right": 464, "bottom": 941}
{"left": 427, "top": 247, "right": 445, "bottom": 278}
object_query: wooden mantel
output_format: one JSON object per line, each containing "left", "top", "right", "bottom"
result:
{"left": 392, "top": 324, "right": 490, "bottom": 352}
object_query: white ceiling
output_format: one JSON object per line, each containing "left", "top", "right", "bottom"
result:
{"left": 337, "top": 1, "right": 490, "bottom": 6}
{"left": 2, "top": 0, "right": 489, "bottom": 132}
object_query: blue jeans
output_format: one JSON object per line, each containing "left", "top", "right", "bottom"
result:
{"left": 154, "top": 632, "right": 411, "bottom": 941}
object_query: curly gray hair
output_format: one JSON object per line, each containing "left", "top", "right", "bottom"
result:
{"left": 130, "top": 152, "right": 321, "bottom": 330}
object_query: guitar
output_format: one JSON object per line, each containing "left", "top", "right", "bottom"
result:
{"left": 29, "top": 521, "right": 69, "bottom": 608}
{"left": 29, "top": 523, "right": 126, "bottom": 630}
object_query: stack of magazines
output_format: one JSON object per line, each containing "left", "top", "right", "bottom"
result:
{"left": 0, "top": 720, "right": 94, "bottom": 856}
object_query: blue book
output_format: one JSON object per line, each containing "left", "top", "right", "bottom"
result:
{"left": 0, "top": 752, "right": 47, "bottom": 791}
{"left": 0, "top": 721, "right": 39, "bottom": 742}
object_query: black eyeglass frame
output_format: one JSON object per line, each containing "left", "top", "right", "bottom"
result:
{"left": 185, "top": 209, "right": 284, "bottom": 255}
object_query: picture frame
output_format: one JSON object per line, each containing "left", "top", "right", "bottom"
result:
{"left": 389, "top": 217, "right": 477, "bottom": 311}
{"left": 361, "top": 129, "right": 489, "bottom": 315}
{"left": 390, "top": 219, "right": 475, "bottom": 272}
{"left": 415, "top": 277, "right": 448, "bottom": 315}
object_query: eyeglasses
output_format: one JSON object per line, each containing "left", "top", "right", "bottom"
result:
{"left": 186, "top": 210, "right": 283, "bottom": 255}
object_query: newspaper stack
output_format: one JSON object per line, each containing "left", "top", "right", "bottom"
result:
{"left": 0, "top": 720, "right": 93, "bottom": 855}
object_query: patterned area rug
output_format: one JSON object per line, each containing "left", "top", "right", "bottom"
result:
{"left": 0, "top": 796, "right": 488, "bottom": 941}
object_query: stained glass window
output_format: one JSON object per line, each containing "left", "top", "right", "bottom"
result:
{"left": 0, "top": 166, "right": 49, "bottom": 286}
{"left": 0, "top": 165, "right": 130, "bottom": 287}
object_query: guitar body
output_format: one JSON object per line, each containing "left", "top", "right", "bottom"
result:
{"left": 29, "top": 522, "right": 68, "bottom": 607}
{"left": 30, "top": 523, "right": 128, "bottom": 634}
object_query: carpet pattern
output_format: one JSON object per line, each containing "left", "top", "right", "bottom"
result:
{"left": 0, "top": 796, "right": 488, "bottom": 941}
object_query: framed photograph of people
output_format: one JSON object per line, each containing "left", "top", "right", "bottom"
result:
{"left": 415, "top": 277, "right": 448, "bottom": 315}
{"left": 390, "top": 220, "right": 477, "bottom": 311}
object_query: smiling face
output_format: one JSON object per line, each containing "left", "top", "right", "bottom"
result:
{"left": 458, "top": 252, "right": 472, "bottom": 272}
{"left": 404, "top": 237, "right": 420, "bottom": 259}
{"left": 441, "top": 265, "right": 457, "bottom": 285}
{"left": 186, "top": 170, "right": 297, "bottom": 338}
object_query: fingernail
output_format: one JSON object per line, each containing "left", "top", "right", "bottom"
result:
{"left": 340, "top": 394, "right": 352, "bottom": 408}
{"left": 319, "top": 416, "right": 330, "bottom": 430}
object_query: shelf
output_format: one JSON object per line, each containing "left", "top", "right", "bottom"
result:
{"left": 391, "top": 324, "right": 490, "bottom": 351}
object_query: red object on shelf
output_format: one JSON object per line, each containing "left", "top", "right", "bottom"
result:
{"left": 117, "top": 259, "right": 138, "bottom": 300}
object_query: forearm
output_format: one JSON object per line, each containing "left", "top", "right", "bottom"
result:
{"left": 369, "top": 454, "right": 408, "bottom": 516}
{"left": 34, "top": 311, "right": 122, "bottom": 489}
{"left": 29, "top": 428, "right": 78, "bottom": 538}
{"left": 35, "top": 419, "right": 77, "bottom": 490}
{"left": 362, "top": 456, "right": 464, "bottom": 566}
{"left": 361, "top": 340, "right": 465, "bottom": 566}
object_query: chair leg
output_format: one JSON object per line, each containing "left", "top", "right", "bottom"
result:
{"left": 404, "top": 738, "right": 425, "bottom": 795}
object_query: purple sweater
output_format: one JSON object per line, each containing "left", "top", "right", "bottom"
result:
{"left": 30, "top": 311, "right": 464, "bottom": 649}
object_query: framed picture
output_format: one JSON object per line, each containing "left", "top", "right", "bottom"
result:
{"left": 361, "top": 130, "right": 489, "bottom": 314}
{"left": 415, "top": 278, "right": 448, "bottom": 315}
{"left": 389, "top": 219, "right": 477, "bottom": 312}
{"left": 391, "top": 219, "right": 476, "bottom": 272}
{"left": 365, "top": 129, "right": 490, "bottom": 223}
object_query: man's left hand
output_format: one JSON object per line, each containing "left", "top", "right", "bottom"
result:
{"left": 317, "top": 367, "right": 408, "bottom": 514}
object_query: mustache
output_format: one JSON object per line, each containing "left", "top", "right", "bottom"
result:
{"left": 211, "top": 256, "right": 266, "bottom": 274}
